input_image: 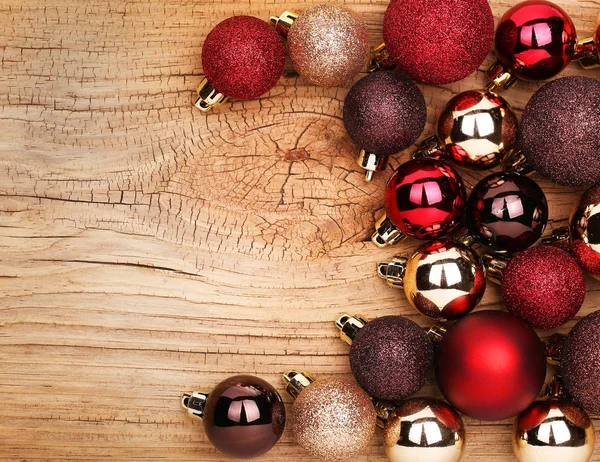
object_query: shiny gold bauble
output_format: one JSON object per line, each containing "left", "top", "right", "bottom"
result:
{"left": 290, "top": 377, "right": 376, "bottom": 460}
{"left": 569, "top": 182, "right": 600, "bottom": 280}
{"left": 436, "top": 90, "right": 518, "bottom": 168}
{"left": 383, "top": 398, "right": 465, "bottom": 462}
{"left": 403, "top": 239, "right": 486, "bottom": 320}
{"left": 513, "top": 397, "right": 595, "bottom": 462}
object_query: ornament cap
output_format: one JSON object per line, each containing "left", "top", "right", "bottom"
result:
{"left": 357, "top": 149, "right": 388, "bottom": 181}
{"left": 283, "top": 370, "right": 315, "bottom": 399}
{"left": 194, "top": 78, "right": 228, "bottom": 112}
{"left": 372, "top": 214, "right": 406, "bottom": 248}
{"left": 269, "top": 11, "right": 298, "bottom": 36}
{"left": 545, "top": 333, "right": 567, "bottom": 365}
{"left": 181, "top": 390, "right": 209, "bottom": 420}
{"left": 576, "top": 36, "right": 600, "bottom": 69}
{"left": 425, "top": 324, "right": 448, "bottom": 344}
{"left": 373, "top": 399, "right": 396, "bottom": 429}
{"left": 377, "top": 256, "right": 409, "bottom": 288}
{"left": 541, "top": 226, "right": 571, "bottom": 248}
{"left": 412, "top": 136, "right": 443, "bottom": 160}
{"left": 502, "top": 149, "right": 536, "bottom": 176}
{"left": 335, "top": 314, "right": 368, "bottom": 345}
{"left": 482, "top": 253, "right": 508, "bottom": 285}
{"left": 368, "top": 42, "right": 396, "bottom": 73}
{"left": 486, "top": 59, "right": 518, "bottom": 92}
{"left": 544, "top": 375, "right": 567, "bottom": 398}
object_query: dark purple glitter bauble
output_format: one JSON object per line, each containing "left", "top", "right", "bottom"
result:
{"left": 562, "top": 310, "right": 600, "bottom": 415}
{"left": 349, "top": 315, "right": 433, "bottom": 401}
{"left": 502, "top": 245, "right": 586, "bottom": 329}
{"left": 520, "top": 76, "right": 600, "bottom": 187}
{"left": 343, "top": 72, "right": 427, "bottom": 156}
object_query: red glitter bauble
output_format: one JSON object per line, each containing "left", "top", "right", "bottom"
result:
{"left": 383, "top": 0, "right": 494, "bottom": 84}
{"left": 495, "top": 0, "right": 576, "bottom": 81}
{"left": 435, "top": 310, "right": 547, "bottom": 421}
{"left": 502, "top": 246, "right": 586, "bottom": 329}
{"left": 385, "top": 158, "right": 466, "bottom": 240}
{"left": 562, "top": 310, "right": 600, "bottom": 415}
{"left": 202, "top": 16, "right": 285, "bottom": 100}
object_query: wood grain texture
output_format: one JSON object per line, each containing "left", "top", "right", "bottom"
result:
{"left": 1, "top": 0, "right": 600, "bottom": 460}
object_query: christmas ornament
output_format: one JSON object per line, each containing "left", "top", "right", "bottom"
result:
{"left": 181, "top": 375, "right": 285, "bottom": 458}
{"left": 335, "top": 314, "right": 434, "bottom": 401}
{"left": 561, "top": 310, "right": 600, "bottom": 415}
{"left": 372, "top": 158, "right": 467, "bottom": 247}
{"left": 374, "top": 0, "right": 494, "bottom": 84}
{"left": 435, "top": 310, "right": 547, "bottom": 421}
{"left": 484, "top": 245, "right": 586, "bottom": 329}
{"left": 343, "top": 72, "right": 427, "bottom": 180}
{"left": 377, "top": 239, "right": 486, "bottom": 320}
{"left": 513, "top": 377, "right": 595, "bottom": 462}
{"left": 516, "top": 76, "right": 600, "bottom": 187}
{"left": 567, "top": 182, "right": 600, "bottom": 278}
{"left": 283, "top": 371, "right": 376, "bottom": 460}
{"left": 414, "top": 91, "right": 518, "bottom": 169}
{"left": 196, "top": 16, "right": 286, "bottom": 111}
{"left": 466, "top": 171, "right": 548, "bottom": 253}
{"left": 271, "top": 4, "right": 370, "bottom": 87}
{"left": 376, "top": 398, "right": 466, "bottom": 462}
{"left": 487, "top": 0, "right": 600, "bottom": 91}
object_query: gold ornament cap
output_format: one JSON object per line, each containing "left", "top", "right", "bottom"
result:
{"left": 335, "top": 314, "right": 368, "bottom": 345}
{"left": 193, "top": 78, "right": 228, "bottom": 112}
{"left": 368, "top": 42, "right": 396, "bottom": 73}
{"left": 269, "top": 11, "right": 298, "bottom": 36}
{"left": 482, "top": 253, "right": 509, "bottom": 285}
{"left": 377, "top": 256, "right": 409, "bottom": 288}
{"left": 372, "top": 214, "right": 407, "bottom": 248}
{"left": 486, "top": 59, "right": 518, "bottom": 92}
{"left": 357, "top": 149, "right": 388, "bottom": 181}
{"left": 283, "top": 370, "right": 315, "bottom": 399}
{"left": 181, "top": 390, "right": 209, "bottom": 419}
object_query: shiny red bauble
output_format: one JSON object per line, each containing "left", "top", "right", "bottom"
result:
{"left": 384, "top": 158, "right": 466, "bottom": 240}
{"left": 435, "top": 310, "right": 547, "bottom": 421}
{"left": 494, "top": 0, "right": 576, "bottom": 81}
{"left": 202, "top": 16, "right": 285, "bottom": 100}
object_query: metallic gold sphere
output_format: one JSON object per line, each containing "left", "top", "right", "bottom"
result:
{"left": 290, "top": 377, "right": 376, "bottom": 460}
{"left": 288, "top": 4, "right": 370, "bottom": 87}
{"left": 403, "top": 239, "right": 486, "bottom": 320}
{"left": 570, "top": 182, "right": 600, "bottom": 280}
{"left": 383, "top": 398, "right": 465, "bottom": 462}
{"left": 437, "top": 90, "right": 518, "bottom": 168}
{"left": 513, "top": 397, "right": 595, "bottom": 462}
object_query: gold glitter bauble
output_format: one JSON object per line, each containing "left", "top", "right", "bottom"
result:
{"left": 513, "top": 397, "right": 595, "bottom": 462}
{"left": 383, "top": 398, "right": 465, "bottom": 462}
{"left": 288, "top": 4, "right": 370, "bottom": 87}
{"left": 290, "top": 377, "right": 376, "bottom": 460}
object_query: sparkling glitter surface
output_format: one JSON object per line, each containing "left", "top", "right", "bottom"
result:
{"left": 562, "top": 310, "right": 600, "bottom": 415}
{"left": 383, "top": 0, "right": 494, "bottom": 84}
{"left": 202, "top": 16, "right": 285, "bottom": 100}
{"left": 290, "top": 377, "right": 376, "bottom": 460}
{"left": 349, "top": 315, "right": 434, "bottom": 401}
{"left": 343, "top": 72, "right": 427, "bottom": 155}
{"left": 288, "top": 4, "right": 370, "bottom": 87}
{"left": 520, "top": 76, "right": 600, "bottom": 187}
{"left": 502, "top": 246, "right": 586, "bottom": 329}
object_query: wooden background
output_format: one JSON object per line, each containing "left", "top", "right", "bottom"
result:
{"left": 1, "top": 0, "right": 600, "bottom": 460}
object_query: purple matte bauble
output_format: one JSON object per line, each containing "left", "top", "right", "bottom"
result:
{"left": 343, "top": 72, "right": 427, "bottom": 156}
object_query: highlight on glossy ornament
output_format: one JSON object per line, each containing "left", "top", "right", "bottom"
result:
{"left": 514, "top": 76, "right": 600, "bottom": 187}
{"left": 513, "top": 377, "right": 595, "bottom": 462}
{"left": 343, "top": 72, "right": 427, "bottom": 180}
{"left": 181, "top": 375, "right": 285, "bottom": 458}
{"left": 376, "top": 398, "right": 466, "bottom": 462}
{"left": 374, "top": 0, "right": 494, "bottom": 84}
{"left": 466, "top": 171, "right": 548, "bottom": 254}
{"left": 196, "top": 16, "right": 286, "bottom": 111}
{"left": 561, "top": 310, "right": 600, "bottom": 415}
{"left": 378, "top": 239, "right": 486, "bottom": 320}
{"left": 414, "top": 91, "right": 518, "bottom": 169}
{"left": 484, "top": 245, "right": 586, "bottom": 329}
{"left": 372, "top": 158, "right": 467, "bottom": 247}
{"left": 283, "top": 371, "right": 376, "bottom": 460}
{"left": 335, "top": 314, "right": 434, "bottom": 401}
{"left": 435, "top": 310, "right": 547, "bottom": 421}
{"left": 271, "top": 4, "right": 370, "bottom": 87}
{"left": 487, "top": 0, "right": 599, "bottom": 91}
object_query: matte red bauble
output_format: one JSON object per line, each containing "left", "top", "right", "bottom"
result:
{"left": 372, "top": 159, "right": 466, "bottom": 247}
{"left": 501, "top": 245, "right": 586, "bottom": 329}
{"left": 494, "top": 0, "right": 576, "bottom": 82}
{"left": 383, "top": 0, "right": 494, "bottom": 84}
{"left": 435, "top": 310, "right": 547, "bottom": 421}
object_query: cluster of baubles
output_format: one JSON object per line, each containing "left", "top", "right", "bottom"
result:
{"left": 184, "top": 0, "right": 600, "bottom": 460}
